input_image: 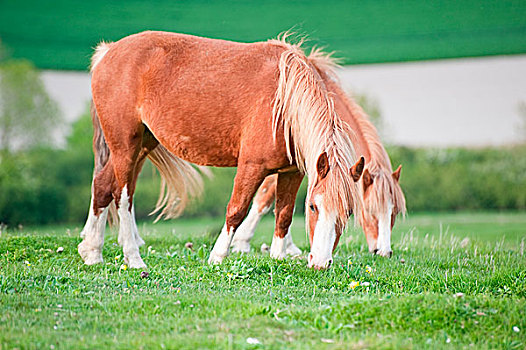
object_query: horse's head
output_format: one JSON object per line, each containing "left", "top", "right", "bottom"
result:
{"left": 306, "top": 153, "right": 364, "bottom": 269}
{"left": 359, "top": 165, "right": 405, "bottom": 257}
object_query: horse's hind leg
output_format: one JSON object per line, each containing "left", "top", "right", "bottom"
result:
{"left": 78, "top": 199, "right": 108, "bottom": 264}
{"left": 130, "top": 204, "right": 145, "bottom": 247}
{"left": 231, "top": 174, "right": 277, "bottom": 253}
{"left": 111, "top": 126, "right": 158, "bottom": 269}
{"left": 78, "top": 161, "right": 115, "bottom": 265}
{"left": 79, "top": 160, "right": 146, "bottom": 266}
{"left": 117, "top": 142, "right": 156, "bottom": 249}
{"left": 78, "top": 103, "right": 114, "bottom": 264}
{"left": 117, "top": 204, "right": 144, "bottom": 247}
{"left": 115, "top": 183, "right": 145, "bottom": 268}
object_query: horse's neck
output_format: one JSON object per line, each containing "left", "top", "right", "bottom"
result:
{"left": 330, "top": 82, "right": 392, "bottom": 173}
{"left": 335, "top": 99, "right": 372, "bottom": 161}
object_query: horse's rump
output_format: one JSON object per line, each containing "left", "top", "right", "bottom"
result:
{"left": 90, "top": 96, "right": 206, "bottom": 220}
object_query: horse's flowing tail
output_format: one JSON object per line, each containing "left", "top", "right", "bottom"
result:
{"left": 147, "top": 145, "right": 206, "bottom": 222}
{"left": 90, "top": 101, "right": 206, "bottom": 223}
{"left": 91, "top": 102, "right": 110, "bottom": 174}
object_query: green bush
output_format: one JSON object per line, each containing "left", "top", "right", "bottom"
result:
{"left": 0, "top": 150, "right": 68, "bottom": 225}
{"left": 0, "top": 59, "right": 61, "bottom": 152}
{"left": 2, "top": 110, "right": 526, "bottom": 226}
{"left": 138, "top": 145, "right": 526, "bottom": 220}
{"left": 389, "top": 146, "right": 526, "bottom": 212}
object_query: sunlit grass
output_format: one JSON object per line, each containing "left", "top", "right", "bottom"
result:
{"left": 1, "top": 212, "right": 525, "bottom": 349}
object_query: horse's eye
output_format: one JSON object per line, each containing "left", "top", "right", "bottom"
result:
{"left": 309, "top": 203, "right": 315, "bottom": 212}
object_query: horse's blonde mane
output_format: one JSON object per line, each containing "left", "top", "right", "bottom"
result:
{"left": 329, "top": 82, "right": 407, "bottom": 219}
{"left": 270, "top": 35, "right": 362, "bottom": 227}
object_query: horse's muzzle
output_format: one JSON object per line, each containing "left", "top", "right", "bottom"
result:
{"left": 307, "top": 252, "right": 333, "bottom": 269}
{"left": 374, "top": 248, "right": 393, "bottom": 258}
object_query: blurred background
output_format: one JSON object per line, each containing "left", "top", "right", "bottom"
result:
{"left": 0, "top": 0, "right": 525, "bottom": 226}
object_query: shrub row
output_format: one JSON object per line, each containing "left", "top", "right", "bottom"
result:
{"left": 389, "top": 146, "right": 526, "bottom": 211}
{"left": 1, "top": 118, "right": 525, "bottom": 226}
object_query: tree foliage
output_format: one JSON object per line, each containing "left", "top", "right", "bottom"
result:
{"left": 0, "top": 59, "right": 61, "bottom": 152}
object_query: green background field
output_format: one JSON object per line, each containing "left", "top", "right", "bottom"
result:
{"left": 1, "top": 0, "right": 525, "bottom": 70}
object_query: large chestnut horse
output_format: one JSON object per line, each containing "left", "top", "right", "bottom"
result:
{"left": 232, "top": 77, "right": 406, "bottom": 258}
{"left": 78, "top": 31, "right": 364, "bottom": 270}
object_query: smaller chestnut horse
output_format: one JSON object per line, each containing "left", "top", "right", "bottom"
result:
{"left": 231, "top": 75, "right": 406, "bottom": 257}
{"left": 78, "top": 31, "right": 364, "bottom": 270}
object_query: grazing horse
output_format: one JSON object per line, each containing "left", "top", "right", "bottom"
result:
{"left": 231, "top": 67, "right": 406, "bottom": 258}
{"left": 77, "top": 31, "right": 364, "bottom": 270}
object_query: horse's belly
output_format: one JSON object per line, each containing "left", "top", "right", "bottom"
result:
{"left": 146, "top": 116, "right": 240, "bottom": 167}
{"left": 166, "top": 135, "right": 238, "bottom": 167}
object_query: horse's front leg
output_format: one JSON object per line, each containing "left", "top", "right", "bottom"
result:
{"left": 231, "top": 175, "right": 277, "bottom": 253}
{"left": 208, "top": 164, "right": 268, "bottom": 264}
{"left": 270, "top": 171, "right": 304, "bottom": 259}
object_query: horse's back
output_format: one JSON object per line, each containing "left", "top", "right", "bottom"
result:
{"left": 92, "top": 31, "right": 285, "bottom": 88}
{"left": 91, "top": 31, "right": 289, "bottom": 168}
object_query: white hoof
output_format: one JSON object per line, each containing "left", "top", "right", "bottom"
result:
{"left": 208, "top": 252, "right": 226, "bottom": 264}
{"left": 270, "top": 236, "right": 286, "bottom": 260}
{"left": 231, "top": 240, "right": 251, "bottom": 254}
{"left": 376, "top": 248, "right": 393, "bottom": 258}
{"left": 124, "top": 254, "right": 147, "bottom": 269}
{"left": 286, "top": 244, "right": 302, "bottom": 257}
{"left": 78, "top": 242, "right": 103, "bottom": 265}
{"left": 270, "top": 249, "right": 286, "bottom": 260}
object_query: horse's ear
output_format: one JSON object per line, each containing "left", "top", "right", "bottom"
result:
{"left": 392, "top": 165, "right": 402, "bottom": 182}
{"left": 350, "top": 156, "right": 365, "bottom": 182}
{"left": 316, "top": 152, "right": 330, "bottom": 180}
{"left": 363, "top": 168, "right": 374, "bottom": 190}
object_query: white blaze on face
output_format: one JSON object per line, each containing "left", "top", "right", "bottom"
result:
{"left": 376, "top": 200, "right": 393, "bottom": 257}
{"left": 308, "top": 194, "right": 337, "bottom": 269}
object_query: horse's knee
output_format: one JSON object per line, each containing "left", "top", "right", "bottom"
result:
{"left": 275, "top": 206, "right": 294, "bottom": 237}
{"left": 226, "top": 206, "right": 249, "bottom": 231}
{"left": 276, "top": 219, "right": 293, "bottom": 238}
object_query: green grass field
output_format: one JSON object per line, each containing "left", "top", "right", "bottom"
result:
{"left": 1, "top": 0, "right": 525, "bottom": 70}
{"left": 1, "top": 212, "right": 525, "bottom": 349}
